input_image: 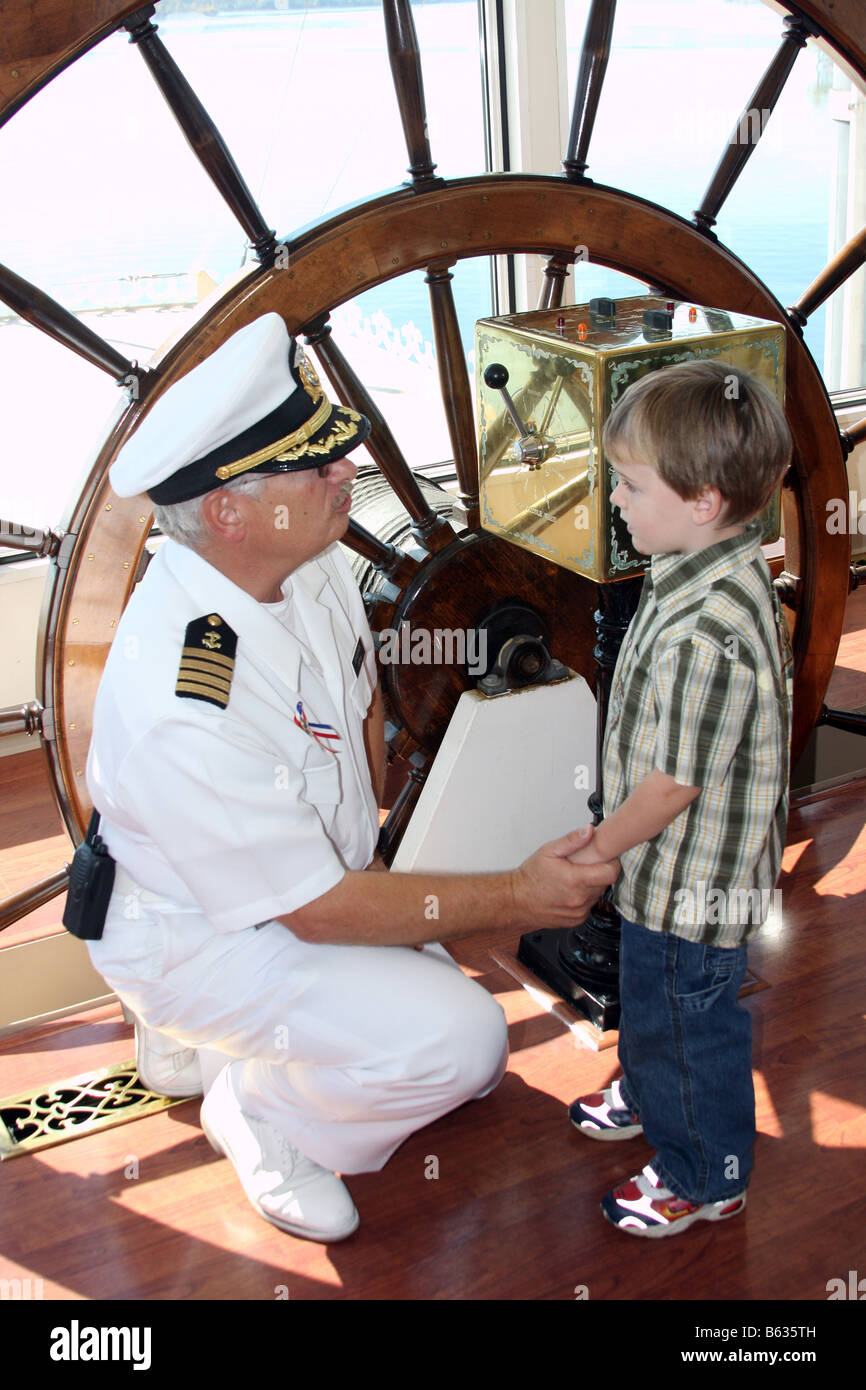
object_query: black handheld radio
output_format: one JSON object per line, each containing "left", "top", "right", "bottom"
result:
{"left": 62, "top": 810, "right": 115, "bottom": 941}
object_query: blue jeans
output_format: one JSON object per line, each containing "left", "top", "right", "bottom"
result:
{"left": 617, "top": 917, "right": 754, "bottom": 1204}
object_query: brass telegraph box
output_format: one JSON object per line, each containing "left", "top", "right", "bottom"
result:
{"left": 476, "top": 296, "right": 786, "bottom": 583}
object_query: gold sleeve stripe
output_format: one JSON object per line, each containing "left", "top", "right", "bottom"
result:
{"left": 180, "top": 656, "right": 235, "bottom": 680}
{"left": 181, "top": 646, "right": 235, "bottom": 670}
{"left": 176, "top": 680, "right": 230, "bottom": 703}
{"left": 177, "top": 668, "right": 232, "bottom": 692}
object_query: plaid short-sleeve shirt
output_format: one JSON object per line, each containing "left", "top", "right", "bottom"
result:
{"left": 602, "top": 521, "right": 794, "bottom": 946}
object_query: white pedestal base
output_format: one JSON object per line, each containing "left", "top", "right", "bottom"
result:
{"left": 392, "top": 674, "right": 597, "bottom": 873}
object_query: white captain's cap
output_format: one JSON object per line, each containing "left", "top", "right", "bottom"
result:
{"left": 110, "top": 312, "right": 370, "bottom": 504}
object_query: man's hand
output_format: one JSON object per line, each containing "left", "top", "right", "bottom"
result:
{"left": 566, "top": 837, "right": 611, "bottom": 868}
{"left": 285, "top": 824, "right": 619, "bottom": 947}
{"left": 512, "top": 825, "right": 619, "bottom": 928}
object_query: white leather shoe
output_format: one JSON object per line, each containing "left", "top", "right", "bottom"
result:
{"left": 135, "top": 1020, "right": 203, "bottom": 1098}
{"left": 200, "top": 1064, "right": 359, "bottom": 1242}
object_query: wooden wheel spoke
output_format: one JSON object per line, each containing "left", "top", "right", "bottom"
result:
{"left": 563, "top": 0, "right": 618, "bottom": 182}
{"left": 0, "top": 261, "right": 142, "bottom": 384}
{"left": 425, "top": 262, "right": 479, "bottom": 526}
{"left": 0, "top": 702, "right": 44, "bottom": 738}
{"left": 383, "top": 0, "right": 441, "bottom": 190}
{"left": 303, "top": 316, "right": 454, "bottom": 552}
{"left": 344, "top": 518, "right": 420, "bottom": 587}
{"left": 537, "top": 253, "right": 575, "bottom": 310}
{"left": 789, "top": 225, "right": 866, "bottom": 328}
{"left": 694, "top": 15, "right": 814, "bottom": 232}
{"left": 0, "top": 870, "right": 69, "bottom": 935}
{"left": 123, "top": 6, "right": 277, "bottom": 262}
{"left": 842, "top": 415, "right": 866, "bottom": 455}
{"left": 0, "top": 519, "right": 60, "bottom": 556}
{"left": 819, "top": 706, "right": 866, "bottom": 736}
{"left": 378, "top": 764, "right": 427, "bottom": 865}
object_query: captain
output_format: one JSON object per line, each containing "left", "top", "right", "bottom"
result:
{"left": 86, "top": 312, "right": 618, "bottom": 1242}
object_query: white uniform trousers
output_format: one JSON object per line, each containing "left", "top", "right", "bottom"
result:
{"left": 89, "top": 873, "right": 509, "bottom": 1174}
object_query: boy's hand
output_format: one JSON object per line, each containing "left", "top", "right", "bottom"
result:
{"left": 513, "top": 825, "right": 620, "bottom": 928}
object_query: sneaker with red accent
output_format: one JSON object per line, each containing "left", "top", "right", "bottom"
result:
{"left": 569, "top": 1077, "right": 643, "bottom": 1141}
{"left": 602, "top": 1163, "right": 746, "bottom": 1237}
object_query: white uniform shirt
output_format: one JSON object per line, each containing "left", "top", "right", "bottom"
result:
{"left": 87, "top": 539, "right": 379, "bottom": 933}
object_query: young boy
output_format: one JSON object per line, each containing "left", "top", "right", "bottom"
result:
{"left": 567, "top": 358, "right": 794, "bottom": 1237}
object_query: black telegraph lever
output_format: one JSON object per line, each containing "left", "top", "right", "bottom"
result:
{"left": 483, "top": 362, "right": 544, "bottom": 466}
{"left": 484, "top": 362, "right": 532, "bottom": 436}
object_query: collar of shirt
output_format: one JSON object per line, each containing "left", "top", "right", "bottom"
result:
{"left": 647, "top": 519, "right": 764, "bottom": 609}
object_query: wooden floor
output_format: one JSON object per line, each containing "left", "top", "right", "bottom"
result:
{"left": 1, "top": 589, "right": 865, "bottom": 1307}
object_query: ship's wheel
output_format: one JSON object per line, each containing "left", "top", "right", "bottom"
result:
{"left": 0, "top": 0, "right": 864, "bottom": 927}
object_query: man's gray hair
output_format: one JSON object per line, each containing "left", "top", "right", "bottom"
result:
{"left": 152, "top": 473, "right": 269, "bottom": 548}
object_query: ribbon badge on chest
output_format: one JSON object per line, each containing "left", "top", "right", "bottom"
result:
{"left": 294, "top": 700, "right": 341, "bottom": 750}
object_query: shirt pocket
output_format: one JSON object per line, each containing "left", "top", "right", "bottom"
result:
{"left": 300, "top": 750, "right": 343, "bottom": 833}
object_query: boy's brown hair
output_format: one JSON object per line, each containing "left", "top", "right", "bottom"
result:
{"left": 602, "top": 359, "right": 792, "bottom": 524}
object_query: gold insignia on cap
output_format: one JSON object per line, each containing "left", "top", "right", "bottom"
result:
{"left": 214, "top": 398, "right": 333, "bottom": 481}
{"left": 296, "top": 351, "right": 324, "bottom": 404}
{"left": 176, "top": 615, "right": 238, "bottom": 709}
{"left": 273, "top": 412, "right": 364, "bottom": 463}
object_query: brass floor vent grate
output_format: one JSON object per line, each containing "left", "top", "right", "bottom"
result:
{"left": 0, "top": 1062, "right": 189, "bottom": 1159}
